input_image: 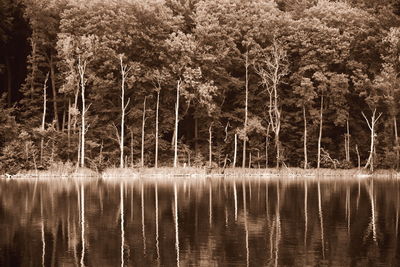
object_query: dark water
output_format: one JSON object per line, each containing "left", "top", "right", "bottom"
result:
{"left": 0, "top": 177, "right": 399, "bottom": 266}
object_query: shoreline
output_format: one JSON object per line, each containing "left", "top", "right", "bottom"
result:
{"left": 1, "top": 167, "right": 400, "bottom": 180}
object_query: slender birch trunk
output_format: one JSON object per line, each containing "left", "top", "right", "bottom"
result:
{"left": 266, "top": 124, "right": 270, "bottom": 168}
{"left": 242, "top": 51, "right": 249, "bottom": 168}
{"left": 233, "top": 133, "right": 237, "bottom": 167}
{"left": 195, "top": 118, "right": 199, "bottom": 154}
{"left": 173, "top": 80, "right": 181, "bottom": 168}
{"left": 303, "top": 105, "right": 308, "bottom": 169}
{"left": 40, "top": 73, "right": 49, "bottom": 165}
{"left": 130, "top": 128, "right": 134, "bottom": 167}
{"left": 78, "top": 56, "right": 87, "bottom": 168}
{"left": 119, "top": 56, "right": 130, "bottom": 168}
{"left": 345, "top": 119, "right": 350, "bottom": 161}
{"left": 67, "top": 98, "right": 71, "bottom": 160}
{"left": 141, "top": 96, "right": 147, "bottom": 168}
{"left": 155, "top": 90, "right": 160, "bottom": 168}
{"left": 362, "top": 109, "right": 382, "bottom": 172}
{"left": 394, "top": 116, "right": 399, "bottom": 169}
{"left": 209, "top": 122, "right": 213, "bottom": 167}
{"left": 317, "top": 94, "right": 324, "bottom": 169}
{"left": 356, "top": 144, "right": 360, "bottom": 169}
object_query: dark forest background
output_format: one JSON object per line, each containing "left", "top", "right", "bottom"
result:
{"left": 1, "top": 0, "right": 400, "bottom": 172}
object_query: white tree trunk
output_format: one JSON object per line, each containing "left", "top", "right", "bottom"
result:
{"left": 233, "top": 133, "right": 237, "bottom": 167}
{"left": 141, "top": 96, "right": 147, "bottom": 168}
{"left": 78, "top": 56, "right": 87, "bottom": 168}
{"left": 155, "top": 90, "right": 160, "bottom": 168}
{"left": 119, "top": 56, "right": 130, "bottom": 168}
{"left": 394, "top": 116, "right": 399, "bottom": 169}
{"left": 242, "top": 51, "right": 249, "bottom": 168}
{"left": 173, "top": 80, "right": 181, "bottom": 168}
{"left": 209, "top": 123, "right": 213, "bottom": 167}
{"left": 303, "top": 105, "right": 308, "bottom": 169}
{"left": 362, "top": 109, "right": 382, "bottom": 172}
{"left": 40, "top": 73, "right": 49, "bottom": 164}
{"left": 317, "top": 94, "right": 324, "bottom": 169}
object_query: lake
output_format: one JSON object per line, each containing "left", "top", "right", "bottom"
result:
{"left": 0, "top": 177, "right": 399, "bottom": 266}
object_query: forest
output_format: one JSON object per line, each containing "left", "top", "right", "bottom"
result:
{"left": 1, "top": 0, "right": 400, "bottom": 173}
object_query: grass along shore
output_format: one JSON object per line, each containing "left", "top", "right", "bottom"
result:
{"left": 2, "top": 164, "right": 400, "bottom": 179}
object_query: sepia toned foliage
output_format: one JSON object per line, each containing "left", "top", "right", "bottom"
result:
{"left": 1, "top": 0, "right": 400, "bottom": 172}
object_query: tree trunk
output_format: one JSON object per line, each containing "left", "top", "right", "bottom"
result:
{"left": 40, "top": 73, "right": 49, "bottom": 165}
{"left": 49, "top": 54, "right": 59, "bottom": 130}
{"left": 119, "top": 57, "right": 130, "bottom": 168}
{"left": 67, "top": 98, "right": 71, "bottom": 160}
{"left": 233, "top": 133, "right": 237, "bottom": 167}
{"left": 155, "top": 90, "right": 160, "bottom": 168}
{"left": 345, "top": 119, "right": 350, "bottom": 162}
{"left": 249, "top": 152, "right": 252, "bottom": 168}
{"left": 356, "top": 144, "right": 360, "bottom": 169}
{"left": 266, "top": 125, "right": 270, "bottom": 168}
{"left": 242, "top": 51, "right": 249, "bottom": 168}
{"left": 275, "top": 128, "right": 280, "bottom": 169}
{"left": 394, "top": 116, "right": 399, "bottom": 169}
{"left": 194, "top": 117, "right": 199, "bottom": 154}
{"left": 209, "top": 122, "right": 213, "bottom": 167}
{"left": 173, "top": 80, "right": 181, "bottom": 168}
{"left": 78, "top": 57, "right": 86, "bottom": 168}
{"left": 61, "top": 102, "right": 66, "bottom": 132}
{"left": 77, "top": 128, "right": 81, "bottom": 168}
{"left": 303, "top": 106, "right": 308, "bottom": 169}
{"left": 362, "top": 109, "right": 382, "bottom": 172}
{"left": 317, "top": 94, "right": 324, "bottom": 169}
{"left": 73, "top": 85, "right": 79, "bottom": 132}
{"left": 130, "top": 128, "right": 134, "bottom": 167}
{"left": 141, "top": 96, "right": 147, "bottom": 168}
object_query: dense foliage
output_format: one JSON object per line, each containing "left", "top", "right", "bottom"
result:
{"left": 1, "top": 0, "right": 400, "bottom": 172}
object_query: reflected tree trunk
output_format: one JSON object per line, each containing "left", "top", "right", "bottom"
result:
{"left": 233, "top": 181, "right": 237, "bottom": 221}
{"left": 367, "top": 181, "right": 378, "bottom": 243}
{"left": 318, "top": 182, "right": 325, "bottom": 259}
{"left": 174, "top": 184, "right": 180, "bottom": 267}
{"left": 155, "top": 184, "right": 160, "bottom": 264}
{"left": 141, "top": 183, "right": 146, "bottom": 254}
{"left": 304, "top": 181, "right": 308, "bottom": 248}
{"left": 243, "top": 181, "right": 249, "bottom": 267}
{"left": 41, "top": 197, "right": 46, "bottom": 267}
{"left": 274, "top": 183, "right": 281, "bottom": 267}
{"left": 346, "top": 186, "right": 351, "bottom": 236}
{"left": 209, "top": 183, "right": 212, "bottom": 225}
{"left": 120, "top": 183, "right": 125, "bottom": 267}
{"left": 80, "top": 184, "right": 85, "bottom": 267}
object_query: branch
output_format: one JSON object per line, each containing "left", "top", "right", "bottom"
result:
{"left": 361, "top": 111, "right": 372, "bottom": 130}
{"left": 111, "top": 122, "right": 121, "bottom": 145}
{"left": 124, "top": 97, "right": 131, "bottom": 111}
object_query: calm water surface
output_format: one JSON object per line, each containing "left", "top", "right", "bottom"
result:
{"left": 0, "top": 177, "right": 399, "bottom": 266}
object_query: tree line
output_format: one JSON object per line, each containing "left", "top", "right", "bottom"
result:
{"left": 1, "top": 0, "right": 400, "bottom": 172}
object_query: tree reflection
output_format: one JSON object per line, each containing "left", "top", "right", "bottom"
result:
{"left": 0, "top": 178, "right": 399, "bottom": 266}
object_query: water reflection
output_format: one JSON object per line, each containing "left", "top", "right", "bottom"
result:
{"left": 0, "top": 177, "right": 400, "bottom": 266}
